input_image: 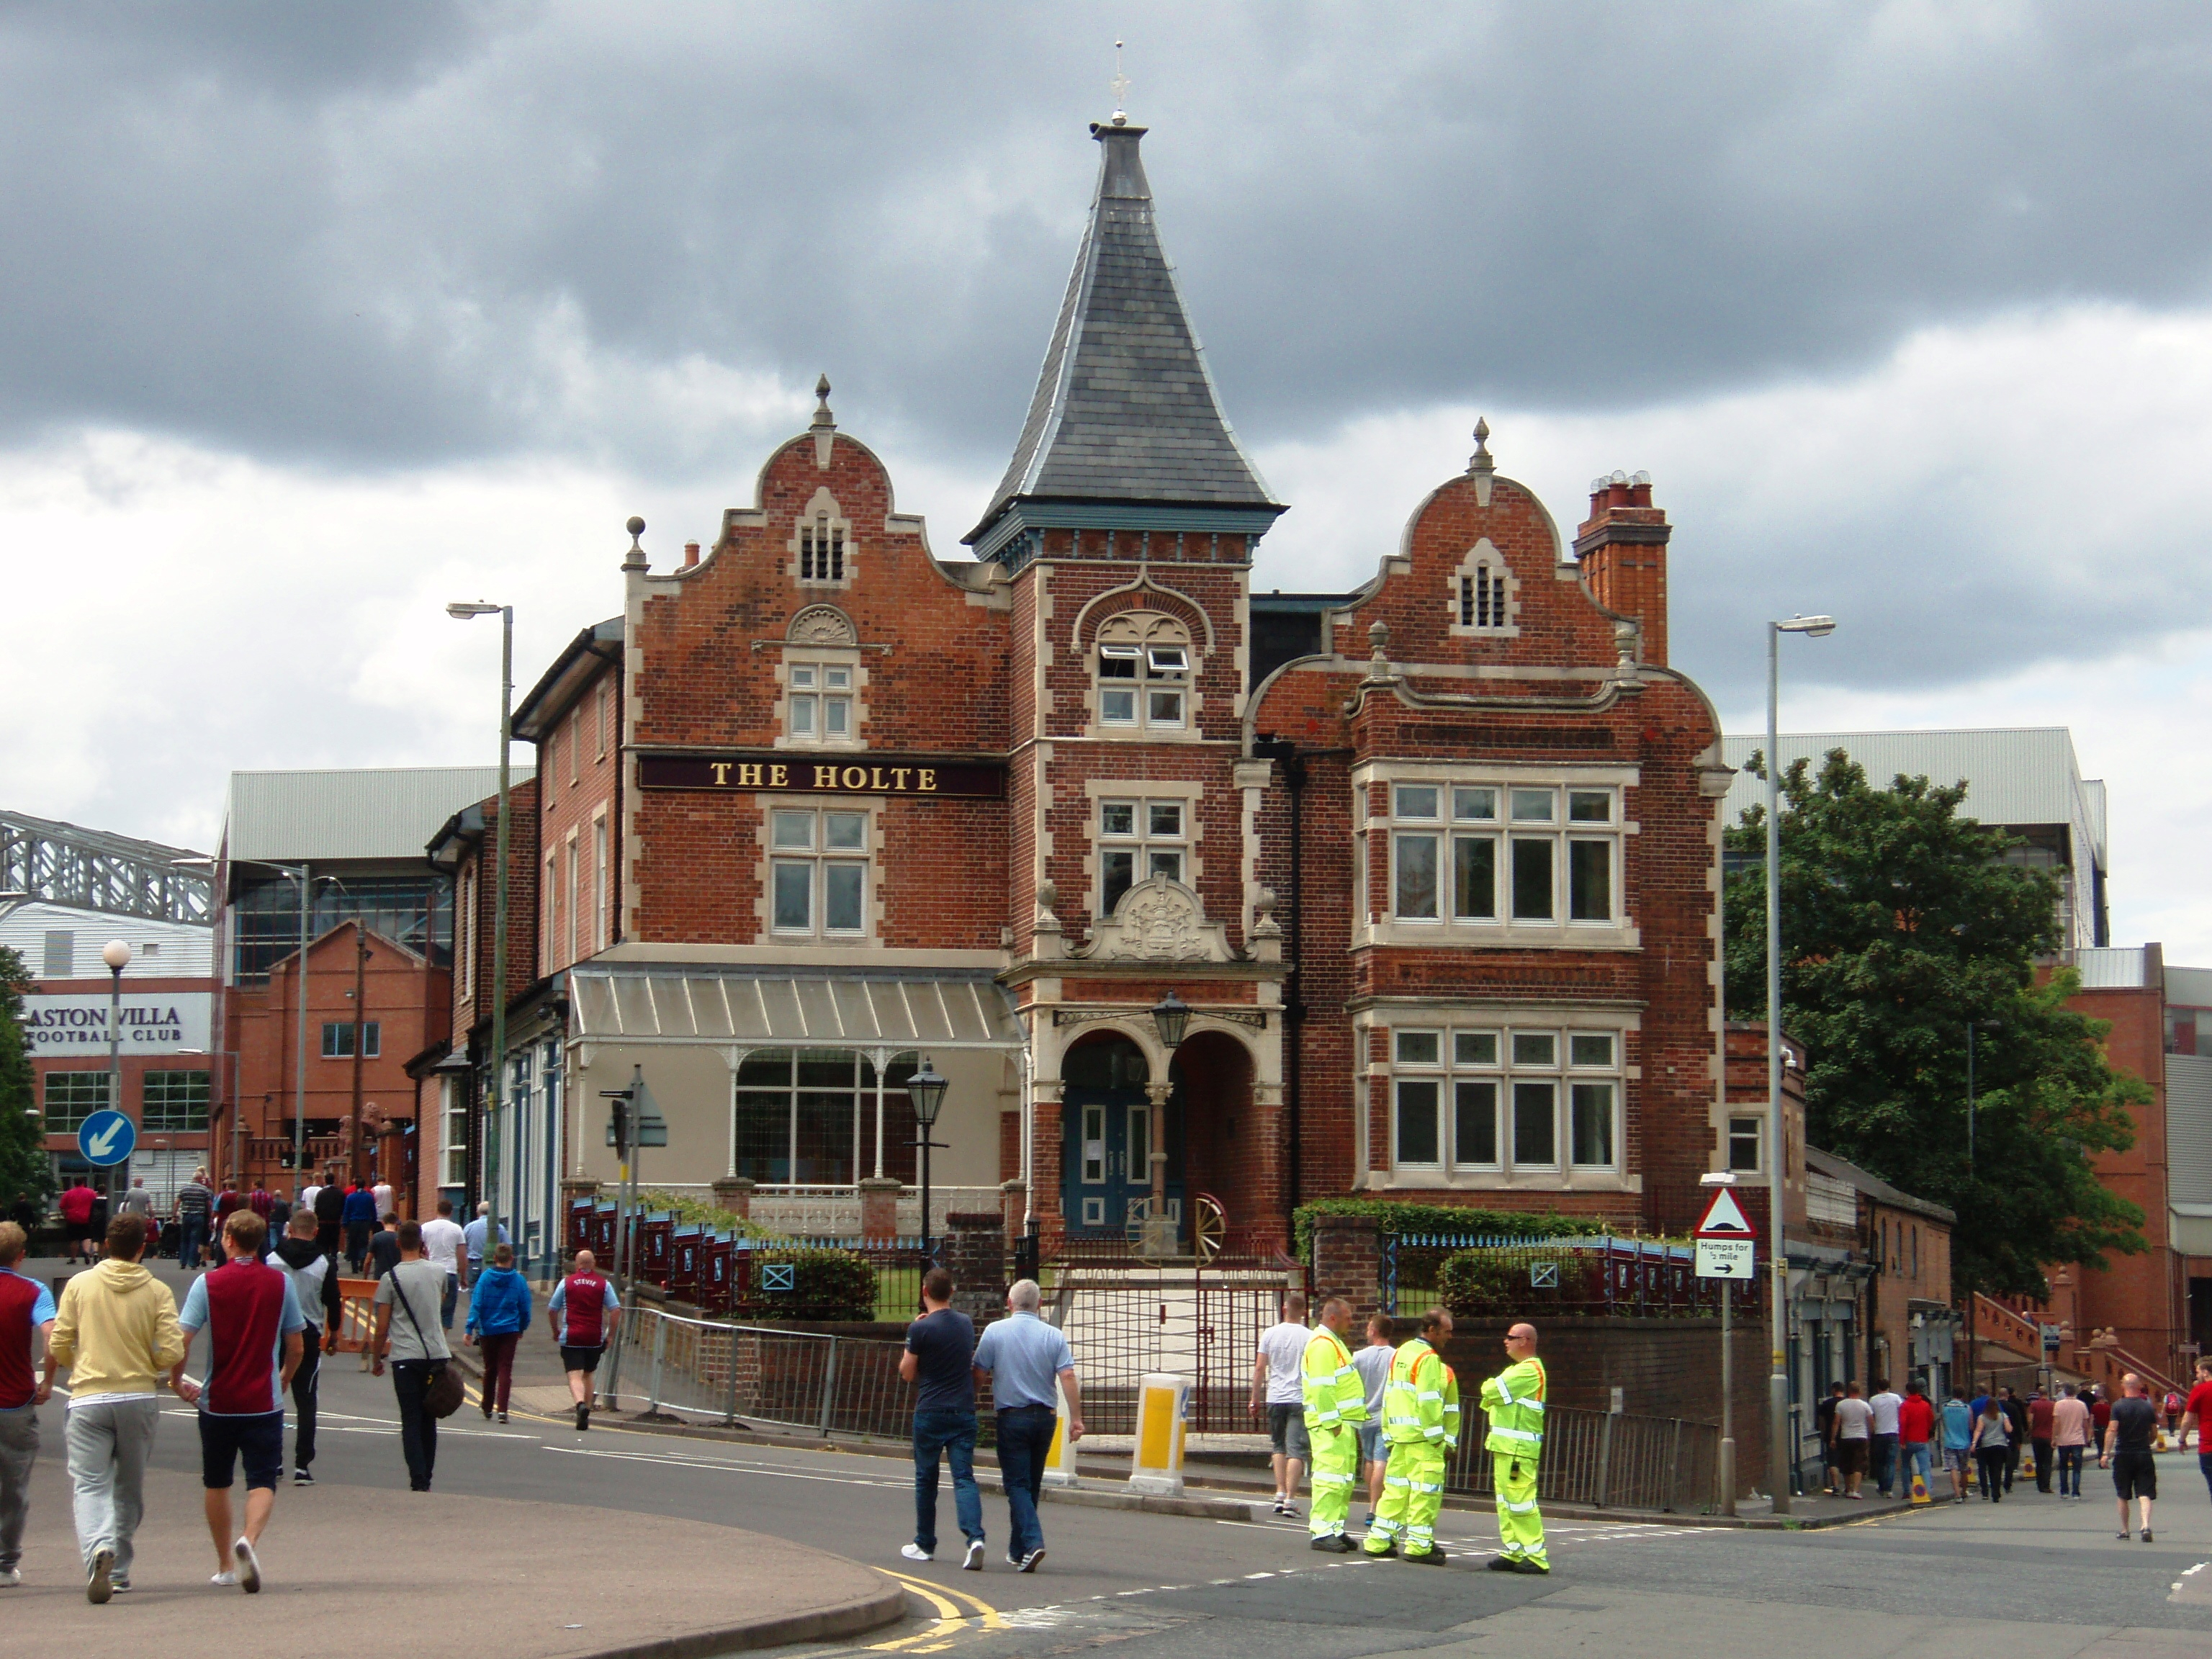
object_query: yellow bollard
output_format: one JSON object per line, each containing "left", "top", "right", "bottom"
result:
{"left": 1041, "top": 1375, "right": 1084, "bottom": 1489}
{"left": 1128, "top": 1372, "right": 1192, "bottom": 1498}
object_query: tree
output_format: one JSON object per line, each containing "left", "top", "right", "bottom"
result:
{"left": 0, "top": 946, "right": 50, "bottom": 1207}
{"left": 1724, "top": 750, "right": 2149, "bottom": 1300}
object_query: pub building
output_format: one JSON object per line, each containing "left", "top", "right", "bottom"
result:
{"left": 444, "top": 114, "right": 1741, "bottom": 1257}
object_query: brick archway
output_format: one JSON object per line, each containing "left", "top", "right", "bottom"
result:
{"left": 1174, "top": 1029, "right": 1264, "bottom": 1243}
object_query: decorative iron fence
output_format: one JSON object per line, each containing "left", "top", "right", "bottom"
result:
{"left": 1380, "top": 1233, "right": 1761, "bottom": 1321}
{"left": 1046, "top": 1269, "right": 1298, "bottom": 1435}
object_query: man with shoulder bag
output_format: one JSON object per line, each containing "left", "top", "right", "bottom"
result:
{"left": 370, "top": 1222, "right": 458, "bottom": 1492}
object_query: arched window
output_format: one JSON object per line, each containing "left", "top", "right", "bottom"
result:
{"left": 1094, "top": 611, "right": 1192, "bottom": 732}
{"left": 1449, "top": 539, "right": 1519, "bottom": 638}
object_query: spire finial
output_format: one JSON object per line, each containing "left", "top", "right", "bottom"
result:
{"left": 811, "top": 374, "right": 834, "bottom": 429}
{"left": 621, "top": 515, "right": 647, "bottom": 572}
{"left": 1470, "top": 415, "right": 1493, "bottom": 475}
{"left": 1110, "top": 39, "right": 1130, "bottom": 125}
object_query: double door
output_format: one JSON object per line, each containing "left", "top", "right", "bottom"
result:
{"left": 1064, "top": 1087, "right": 1183, "bottom": 1236}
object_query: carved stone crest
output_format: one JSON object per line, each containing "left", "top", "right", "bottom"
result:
{"left": 787, "top": 604, "right": 857, "bottom": 645}
{"left": 1081, "top": 876, "right": 1233, "bottom": 963}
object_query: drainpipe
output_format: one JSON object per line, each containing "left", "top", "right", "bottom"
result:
{"left": 1252, "top": 739, "right": 1307, "bottom": 1235}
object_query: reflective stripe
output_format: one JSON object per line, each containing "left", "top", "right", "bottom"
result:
{"left": 1489, "top": 1426, "right": 1539, "bottom": 1443}
{"left": 1411, "top": 1480, "right": 1443, "bottom": 1493}
{"left": 1501, "top": 1498, "right": 1539, "bottom": 1513}
{"left": 1423, "top": 1429, "right": 1444, "bottom": 1440}
{"left": 1523, "top": 1398, "right": 1545, "bottom": 1414}
{"left": 1384, "top": 1475, "right": 1411, "bottom": 1488}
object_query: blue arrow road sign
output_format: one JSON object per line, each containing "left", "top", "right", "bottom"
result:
{"left": 78, "top": 1110, "right": 136, "bottom": 1167}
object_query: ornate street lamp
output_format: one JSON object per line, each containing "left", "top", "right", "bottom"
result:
{"left": 907, "top": 1058, "right": 950, "bottom": 1262}
{"left": 1150, "top": 990, "right": 1191, "bottom": 1050}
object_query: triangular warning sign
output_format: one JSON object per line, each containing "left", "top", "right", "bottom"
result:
{"left": 1695, "top": 1187, "right": 1755, "bottom": 1237}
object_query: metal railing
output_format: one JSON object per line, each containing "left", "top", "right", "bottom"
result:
{"left": 609, "top": 1303, "right": 992, "bottom": 1440}
{"left": 1382, "top": 1233, "right": 1762, "bottom": 1321}
{"left": 1446, "top": 1404, "right": 1720, "bottom": 1513}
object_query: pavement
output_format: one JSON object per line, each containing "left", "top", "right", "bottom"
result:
{"left": 8, "top": 1256, "right": 903, "bottom": 1656}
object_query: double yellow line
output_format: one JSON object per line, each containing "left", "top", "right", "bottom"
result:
{"left": 869, "top": 1570, "right": 1007, "bottom": 1651}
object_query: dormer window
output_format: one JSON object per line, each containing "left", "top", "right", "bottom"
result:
{"left": 1094, "top": 613, "right": 1192, "bottom": 732}
{"left": 800, "top": 516, "right": 844, "bottom": 582}
{"left": 1449, "top": 538, "right": 1519, "bottom": 638}
{"left": 1461, "top": 566, "right": 1506, "bottom": 628}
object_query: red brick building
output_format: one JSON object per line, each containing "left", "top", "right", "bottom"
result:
{"left": 512, "top": 115, "right": 1743, "bottom": 1256}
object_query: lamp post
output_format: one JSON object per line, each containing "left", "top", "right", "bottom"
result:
{"left": 1146, "top": 992, "right": 1191, "bottom": 1238}
{"left": 907, "top": 1058, "right": 950, "bottom": 1260}
{"left": 102, "top": 940, "right": 131, "bottom": 1187}
{"left": 1764, "top": 611, "right": 1834, "bottom": 1514}
{"left": 1964, "top": 1017, "right": 2000, "bottom": 1386}
{"left": 449, "top": 600, "right": 514, "bottom": 1285}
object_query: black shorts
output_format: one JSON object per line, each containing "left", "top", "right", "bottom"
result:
{"left": 199, "top": 1410, "right": 286, "bottom": 1491}
{"left": 2110, "top": 1451, "right": 2158, "bottom": 1501}
{"left": 560, "top": 1344, "right": 605, "bottom": 1375}
{"left": 1833, "top": 1438, "right": 1869, "bottom": 1475}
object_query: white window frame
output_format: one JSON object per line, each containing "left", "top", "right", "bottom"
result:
{"left": 1089, "top": 611, "right": 1197, "bottom": 739}
{"left": 1362, "top": 763, "right": 1637, "bottom": 951}
{"left": 767, "top": 806, "right": 872, "bottom": 940}
{"left": 1449, "top": 536, "right": 1520, "bottom": 639}
{"left": 592, "top": 812, "right": 609, "bottom": 956}
{"left": 1097, "top": 796, "right": 1190, "bottom": 917}
{"left": 1377, "top": 1012, "right": 1627, "bottom": 1188}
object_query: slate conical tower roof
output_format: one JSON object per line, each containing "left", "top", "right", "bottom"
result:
{"left": 966, "top": 120, "right": 1285, "bottom": 558}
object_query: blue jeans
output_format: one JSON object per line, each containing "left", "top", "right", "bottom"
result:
{"left": 2058, "top": 1445, "right": 2086, "bottom": 1495}
{"left": 994, "top": 1406, "right": 1057, "bottom": 1560}
{"left": 2197, "top": 1451, "right": 2212, "bottom": 1499}
{"left": 441, "top": 1272, "right": 459, "bottom": 1330}
{"left": 912, "top": 1408, "right": 982, "bottom": 1554}
{"left": 1870, "top": 1432, "right": 1897, "bottom": 1494}
{"left": 1900, "top": 1439, "right": 1931, "bottom": 1488}
{"left": 177, "top": 1217, "right": 206, "bottom": 1268}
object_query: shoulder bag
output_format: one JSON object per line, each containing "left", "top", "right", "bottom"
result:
{"left": 392, "top": 1269, "right": 467, "bottom": 1419}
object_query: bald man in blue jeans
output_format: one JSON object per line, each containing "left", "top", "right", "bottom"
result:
{"left": 971, "top": 1280, "right": 1084, "bottom": 1573}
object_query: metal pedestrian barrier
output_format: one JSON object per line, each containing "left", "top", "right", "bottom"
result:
{"left": 1445, "top": 1403, "right": 1720, "bottom": 1512}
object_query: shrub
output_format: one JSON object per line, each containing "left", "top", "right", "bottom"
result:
{"left": 637, "top": 1189, "right": 789, "bottom": 1241}
{"left": 1437, "top": 1249, "right": 1609, "bottom": 1318}
{"left": 737, "top": 1246, "right": 880, "bottom": 1322}
{"left": 1293, "top": 1197, "right": 1610, "bottom": 1261}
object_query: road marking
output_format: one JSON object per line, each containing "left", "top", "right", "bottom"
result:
{"left": 541, "top": 1444, "right": 907, "bottom": 1489}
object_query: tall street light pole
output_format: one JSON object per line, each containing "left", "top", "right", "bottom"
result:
{"left": 449, "top": 601, "right": 514, "bottom": 1280}
{"left": 1764, "top": 612, "right": 1835, "bottom": 1515}
{"left": 102, "top": 940, "right": 132, "bottom": 1185}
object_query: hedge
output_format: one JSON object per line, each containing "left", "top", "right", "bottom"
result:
{"left": 1292, "top": 1197, "right": 1611, "bottom": 1262}
{"left": 1437, "top": 1249, "right": 1607, "bottom": 1316}
{"left": 733, "top": 1247, "right": 881, "bottom": 1321}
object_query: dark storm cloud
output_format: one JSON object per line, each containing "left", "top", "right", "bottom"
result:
{"left": 4, "top": 1, "right": 2211, "bottom": 476}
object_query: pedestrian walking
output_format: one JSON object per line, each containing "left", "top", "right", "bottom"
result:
{"left": 371, "top": 1177, "right": 394, "bottom": 1224}
{"left": 311, "top": 1176, "right": 343, "bottom": 1263}
{"left": 421, "top": 1198, "right": 468, "bottom": 1331}
{"left": 464, "top": 1202, "right": 511, "bottom": 1279}
{"left": 2028, "top": 1387, "right": 2056, "bottom": 1494}
{"left": 1999, "top": 1386, "right": 2030, "bottom": 1492}
{"left": 369, "top": 1221, "right": 453, "bottom": 1492}
{"left": 1251, "top": 1291, "right": 1310, "bottom": 1517}
{"left": 176, "top": 1210, "right": 304, "bottom": 1592}
{"left": 266, "top": 1210, "right": 339, "bottom": 1485}
{"left": 46, "top": 1213, "right": 186, "bottom": 1602}
{"left": 899, "top": 1266, "right": 983, "bottom": 1569}
{"left": 1300, "top": 1296, "right": 1367, "bottom": 1552}
{"left": 59, "top": 1180, "right": 100, "bottom": 1265}
{"left": 1364, "top": 1306, "right": 1461, "bottom": 1565}
{"left": 971, "top": 1278, "right": 1082, "bottom": 1573}
{"left": 0, "top": 1221, "right": 58, "bottom": 1588}
{"left": 2175, "top": 1358, "right": 2212, "bottom": 1496}
{"left": 2090, "top": 1383, "right": 2111, "bottom": 1447}
{"left": 117, "top": 1179, "right": 153, "bottom": 1225}
{"left": 364, "top": 1213, "right": 402, "bottom": 1279}
{"left": 1941, "top": 1387, "right": 1974, "bottom": 1501}
{"left": 1970, "top": 1397, "right": 2011, "bottom": 1503}
{"left": 341, "top": 1182, "right": 376, "bottom": 1272}
{"left": 2052, "top": 1382, "right": 2092, "bottom": 1499}
{"left": 549, "top": 1248, "right": 621, "bottom": 1430}
{"left": 1352, "top": 1313, "right": 1395, "bottom": 1529}
{"left": 1867, "top": 1378, "right": 1902, "bottom": 1496}
{"left": 1816, "top": 1380, "right": 1845, "bottom": 1493}
{"left": 464, "top": 1244, "right": 532, "bottom": 1424}
{"left": 246, "top": 1182, "right": 274, "bottom": 1221}
{"left": 2101, "top": 1372, "right": 2159, "bottom": 1542}
{"left": 1897, "top": 1379, "right": 1936, "bottom": 1497}
{"left": 177, "top": 1169, "right": 214, "bottom": 1269}
{"left": 1830, "top": 1380, "right": 1874, "bottom": 1498}
{"left": 214, "top": 1180, "right": 243, "bottom": 1241}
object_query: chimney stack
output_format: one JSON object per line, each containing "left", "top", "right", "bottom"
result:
{"left": 1574, "top": 470, "right": 1671, "bottom": 667}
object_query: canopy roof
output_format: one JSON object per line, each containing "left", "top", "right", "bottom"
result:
{"left": 570, "top": 965, "right": 1023, "bottom": 1049}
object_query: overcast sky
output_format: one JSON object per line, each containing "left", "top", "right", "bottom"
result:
{"left": 5, "top": 3, "right": 2209, "bottom": 957}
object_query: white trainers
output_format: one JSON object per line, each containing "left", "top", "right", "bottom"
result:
{"left": 210, "top": 1571, "right": 238, "bottom": 1587}
{"left": 233, "top": 1537, "right": 261, "bottom": 1593}
{"left": 900, "top": 1544, "right": 933, "bottom": 1563}
{"left": 963, "top": 1540, "right": 985, "bottom": 1571}
{"left": 0, "top": 1568, "right": 20, "bottom": 1587}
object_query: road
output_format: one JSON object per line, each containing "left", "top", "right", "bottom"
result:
{"left": 126, "top": 1303, "right": 2210, "bottom": 1659}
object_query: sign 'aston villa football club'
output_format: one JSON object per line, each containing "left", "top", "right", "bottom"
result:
{"left": 22, "top": 992, "right": 212, "bottom": 1054}
{"left": 639, "top": 753, "right": 1006, "bottom": 799}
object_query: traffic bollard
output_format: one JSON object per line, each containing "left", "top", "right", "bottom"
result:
{"left": 1042, "top": 1376, "right": 1083, "bottom": 1488}
{"left": 1127, "top": 1372, "right": 1192, "bottom": 1498}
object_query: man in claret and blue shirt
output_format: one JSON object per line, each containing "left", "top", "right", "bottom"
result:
{"left": 176, "top": 1210, "right": 305, "bottom": 1593}
{"left": 0, "top": 1220, "right": 58, "bottom": 1588}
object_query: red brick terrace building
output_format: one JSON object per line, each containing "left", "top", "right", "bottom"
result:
{"left": 514, "top": 117, "right": 1740, "bottom": 1256}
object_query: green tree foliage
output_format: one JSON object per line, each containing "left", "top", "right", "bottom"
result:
{"left": 1724, "top": 751, "right": 2149, "bottom": 1299}
{"left": 0, "top": 947, "right": 51, "bottom": 1207}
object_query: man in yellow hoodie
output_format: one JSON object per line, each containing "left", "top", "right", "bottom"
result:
{"left": 45, "top": 1213, "right": 186, "bottom": 1604}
